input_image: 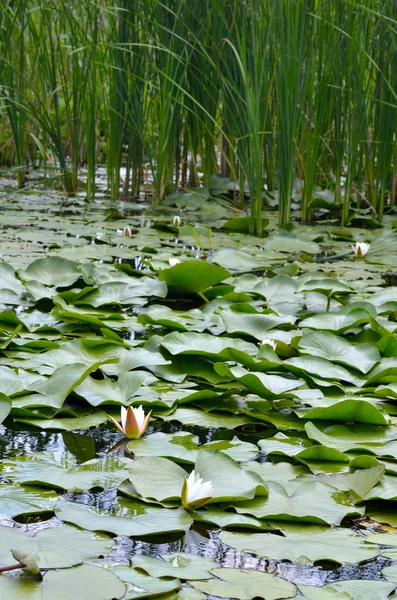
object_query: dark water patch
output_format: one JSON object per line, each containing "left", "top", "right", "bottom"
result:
{"left": 64, "top": 489, "right": 118, "bottom": 512}
{"left": 324, "top": 557, "right": 392, "bottom": 583}
{"left": 382, "top": 272, "right": 397, "bottom": 287}
{"left": 0, "top": 427, "right": 66, "bottom": 460}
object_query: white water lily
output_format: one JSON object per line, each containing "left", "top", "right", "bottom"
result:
{"left": 108, "top": 406, "right": 151, "bottom": 439}
{"left": 123, "top": 226, "right": 133, "bottom": 238}
{"left": 260, "top": 338, "right": 277, "bottom": 352}
{"left": 169, "top": 257, "right": 181, "bottom": 267}
{"left": 173, "top": 215, "right": 181, "bottom": 227}
{"left": 181, "top": 470, "right": 214, "bottom": 511}
{"left": 352, "top": 242, "right": 370, "bottom": 258}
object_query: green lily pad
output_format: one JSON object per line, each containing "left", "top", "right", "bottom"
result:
{"left": 159, "top": 408, "right": 257, "bottom": 429}
{"left": 214, "top": 364, "right": 305, "bottom": 398}
{"left": 127, "top": 451, "right": 267, "bottom": 505}
{"left": 0, "top": 453, "right": 130, "bottom": 491}
{"left": 233, "top": 480, "right": 364, "bottom": 525}
{"left": 284, "top": 356, "right": 363, "bottom": 386}
{"left": 298, "top": 331, "right": 380, "bottom": 374}
{"left": 298, "top": 581, "right": 396, "bottom": 600}
{"left": 158, "top": 260, "right": 230, "bottom": 295}
{"left": 19, "top": 256, "right": 81, "bottom": 287}
{"left": 0, "top": 392, "right": 11, "bottom": 423}
{"left": 192, "top": 508, "right": 269, "bottom": 530}
{"left": 131, "top": 553, "right": 217, "bottom": 580}
{"left": 161, "top": 331, "right": 258, "bottom": 360}
{"left": 74, "top": 371, "right": 156, "bottom": 406}
{"left": 220, "top": 527, "right": 380, "bottom": 565}
{"left": 211, "top": 249, "right": 270, "bottom": 271}
{"left": 110, "top": 566, "right": 180, "bottom": 599}
{"left": 14, "top": 411, "right": 110, "bottom": 431}
{"left": 0, "top": 484, "right": 58, "bottom": 518}
{"left": 219, "top": 308, "right": 296, "bottom": 340}
{"left": 127, "top": 431, "right": 258, "bottom": 463}
{"left": 12, "top": 361, "right": 116, "bottom": 410}
{"left": 0, "top": 564, "right": 126, "bottom": 600}
{"left": 305, "top": 422, "right": 397, "bottom": 457}
{"left": 0, "top": 525, "right": 114, "bottom": 568}
{"left": 191, "top": 568, "right": 296, "bottom": 600}
{"left": 55, "top": 499, "right": 193, "bottom": 536}
{"left": 294, "top": 397, "right": 388, "bottom": 426}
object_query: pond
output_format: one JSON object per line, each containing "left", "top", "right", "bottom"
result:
{"left": 1, "top": 181, "right": 397, "bottom": 599}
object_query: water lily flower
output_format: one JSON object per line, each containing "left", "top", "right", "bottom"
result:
{"left": 10, "top": 550, "right": 40, "bottom": 576}
{"left": 181, "top": 470, "right": 214, "bottom": 511}
{"left": 123, "top": 226, "right": 133, "bottom": 238}
{"left": 352, "top": 242, "right": 370, "bottom": 257}
{"left": 108, "top": 406, "right": 151, "bottom": 439}
{"left": 260, "top": 338, "right": 277, "bottom": 352}
{"left": 169, "top": 257, "right": 181, "bottom": 267}
{"left": 173, "top": 215, "right": 181, "bottom": 227}
{"left": 0, "top": 550, "right": 40, "bottom": 577}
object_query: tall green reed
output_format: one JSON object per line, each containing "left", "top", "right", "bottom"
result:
{"left": 0, "top": 0, "right": 396, "bottom": 228}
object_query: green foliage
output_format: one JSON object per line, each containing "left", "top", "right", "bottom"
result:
{"left": 0, "top": 1, "right": 396, "bottom": 231}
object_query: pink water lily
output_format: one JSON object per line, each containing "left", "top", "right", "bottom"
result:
{"left": 108, "top": 406, "right": 151, "bottom": 439}
{"left": 181, "top": 470, "right": 214, "bottom": 511}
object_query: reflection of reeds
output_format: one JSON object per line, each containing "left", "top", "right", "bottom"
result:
{"left": 0, "top": 1, "right": 396, "bottom": 232}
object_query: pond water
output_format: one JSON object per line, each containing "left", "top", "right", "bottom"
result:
{"left": 1, "top": 179, "right": 397, "bottom": 599}
{"left": 0, "top": 424, "right": 393, "bottom": 589}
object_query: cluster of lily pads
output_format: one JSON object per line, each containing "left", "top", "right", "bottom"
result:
{"left": 3, "top": 187, "right": 397, "bottom": 598}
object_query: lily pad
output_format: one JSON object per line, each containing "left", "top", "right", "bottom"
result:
{"left": 0, "top": 484, "right": 58, "bottom": 518}
{"left": 220, "top": 527, "right": 380, "bottom": 565}
{"left": 19, "top": 256, "right": 81, "bottom": 287}
{"left": 127, "top": 431, "right": 258, "bottom": 463}
{"left": 110, "top": 566, "right": 180, "bottom": 599}
{"left": 158, "top": 260, "right": 230, "bottom": 295}
{"left": 0, "top": 392, "right": 11, "bottom": 423}
{"left": 233, "top": 480, "right": 364, "bottom": 525}
{"left": 131, "top": 553, "right": 217, "bottom": 580}
{"left": 298, "top": 331, "right": 380, "bottom": 374}
{"left": 0, "top": 453, "right": 130, "bottom": 491}
{"left": 0, "top": 564, "right": 126, "bottom": 600}
{"left": 126, "top": 451, "right": 267, "bottom": 505}
{"left": 191, "top": 568, "right": 296, "bottom": 600}
{"left": 298, "top": 581, "right": 396, "bottom": 600}
{"left": 0, "top": 525, "right": 114, "bottom": 568}
{"left": 55, "top": 499, "right": 193, "bottom": 536}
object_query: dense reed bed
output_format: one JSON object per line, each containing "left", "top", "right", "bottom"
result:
{"left": 0, "top": 0, "right": 396, "bottom": 234}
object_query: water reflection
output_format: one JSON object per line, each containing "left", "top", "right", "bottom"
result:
{"left": 0, "top": 426, "right": 66, "bottom": 459}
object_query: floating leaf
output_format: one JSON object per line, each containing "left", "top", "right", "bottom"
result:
{"left": 298, "top": 331, "right": 380, "bottom": 374}
{"left": 55, "top": 499, "right": 192, "bottom": 536}
{"left": 221, "top": 527, "right": 380, "bottom": 565}
{"left": 0, "top": 453, "right": 130, "bottom": 491}
{"left": 127, "top": 431, "right": 258, "bottom": 463}
{"left": 0, "top": 526, "right": 113, "bottom": 568}
{"left": 0, "top": 564, "right": 125, "bottom": 600}
{"left": 298, "top": 581, "right": 396, "bottom": 600}
{"left": 0, "top": 392, "right": 11, "bottom": 424}
{"left": 0, "top": 484, "right": 58, "bottom": 518}
{"left": 159, "top": 260, "right": 230, "bottom": 295}
{"left": 110, "top": 566, "right": 180, "bottom": 599}
{"left": 191, "top": 568, "right": 296, "bottom": 600}
{"left": 131, "top": 553, "right": 217, "bottom": 580}
{"left": 127, "top": 451, "right": 267, "bottom": 505}
{"left": 19, "top": 257, "right": 81, "bottom": 287}
{"left": 233, "top": 480, "right": 364, "bottom": 525}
